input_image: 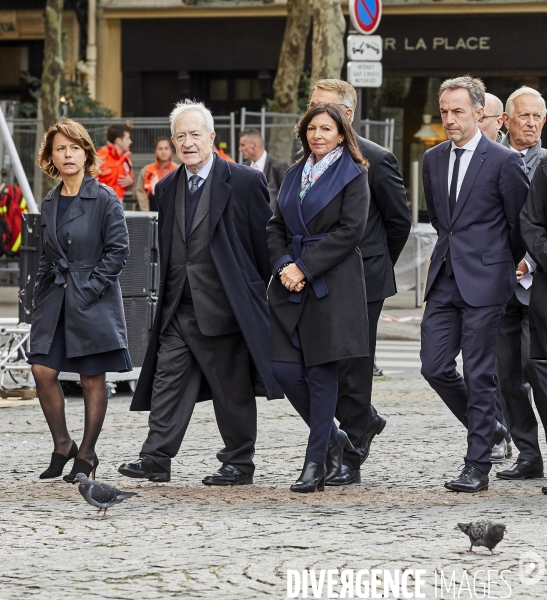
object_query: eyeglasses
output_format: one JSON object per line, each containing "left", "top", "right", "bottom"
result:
{"left": 478, "top": 115, "right": 501, "bottom": 122}
{"left": 306, "top": 102, "right": 351, "bottom": 111}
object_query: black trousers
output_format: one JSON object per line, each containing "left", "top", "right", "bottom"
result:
{"left": 140, "top": 303, "right": 257, "bottom": 475}
{"left": 420, "top": 268, "right": 506, "bottom": 475}
{"left": 497, "top": 293, "right": 547, "bottom": 464}
{"left": 336, "top": 299, "right": 383, "bottom": 470}
{"left": 272, "top": 360, "right": 338, "bottom": 464}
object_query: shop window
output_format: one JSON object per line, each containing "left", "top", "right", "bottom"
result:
{"left": 210, "top": 78, "right": 228, "bottom": 101}
{"left": 234, "top": 78, "right": 261, "bottom": 101}
{"left": 0, "top": 46, "right": 23, "bottom": 86}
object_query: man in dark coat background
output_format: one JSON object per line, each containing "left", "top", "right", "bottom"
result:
{"left": 520, "top": 154, "right": 547, "bottom": 496}
{"left": 119, "top": 100, "right": 281, "bottom": 486}
{"left": 298, "top": 79, "right": 411, "bottom": 485}
{"left": 239, "top": 128, "right": 289, "bottom": 209}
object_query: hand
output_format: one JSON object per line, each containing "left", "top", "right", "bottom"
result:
{"left": 516, "top": 259, "right": 529, "bottom": 282}
{"left": 118, "top": 173, "right": 134, "bottom": 188}
{"left": 280, "top": 263, "right": 306, "bottom": 292}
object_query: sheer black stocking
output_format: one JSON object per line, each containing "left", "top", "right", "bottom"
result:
{"left": 78, "top": 374, "right": 108, "bottom": 464}
{"left": 32, "top": 364, "right": 74, "bottom": 456}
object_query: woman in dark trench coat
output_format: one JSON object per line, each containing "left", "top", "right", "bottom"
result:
{"left": 267, "top": 103, "right": 370, "bottom": 493}
{"left": 27, "top": 119, "right": 130, "bottom": 482}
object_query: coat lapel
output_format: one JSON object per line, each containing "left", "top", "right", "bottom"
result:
{"left": 174, "top": 167, "right": 186, "bottom": 242}
{"left": 450, "top": 134, "right": 488, "bottom": 225}
{"left": 191, "top": 155, "right": 214, "bottom": 234}
{"left": 300, "top": 151, "right": 361, "bottom": 225}
{"left": 56, "top": 197, "right": 85, "bottom": 231}
{"left": 277, "top": 162, "right": 309, "bottom": 236}
{"left": 436, "top": 142, "right": 451, "bottom": 227}
{"left": 209, "top": 156, "right": 232, "bottom": 240}
{"left": 159, "top": 166, "right": 180, "bottom": 272}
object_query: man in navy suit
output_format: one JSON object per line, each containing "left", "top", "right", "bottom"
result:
{"left": 420, "top": 76, "right": 530, "bottom": 492}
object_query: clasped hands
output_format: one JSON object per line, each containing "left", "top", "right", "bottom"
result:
{"left": 280, "top": 263, "right": 306, "bottom": 293}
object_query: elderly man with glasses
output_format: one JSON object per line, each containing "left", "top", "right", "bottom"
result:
{"left": 478, "top": 93, "right": 505, "bottom": 142}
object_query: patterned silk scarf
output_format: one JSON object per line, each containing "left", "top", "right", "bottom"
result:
{"left": 299, "top": 145, "right": 344, "bottom": 202}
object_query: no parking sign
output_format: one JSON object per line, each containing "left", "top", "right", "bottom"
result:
{"left": 350, "top": 0, "right": 382, "bottom": 35}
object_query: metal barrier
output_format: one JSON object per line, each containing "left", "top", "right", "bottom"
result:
{"left": 3, "top": 113, "right": 397, "bottom": 197}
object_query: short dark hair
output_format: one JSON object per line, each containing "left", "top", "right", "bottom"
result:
{"left": 239, "top": 128, "right": 263, "bottom": 141}
{"left": 106, "top": 124, "right": 131, "bottom": 144}
{"left": 296, "top": 103, "right": 369, "bottom": 167}
{"left": 154, "top": 136, "right": 172, "bottom": 149}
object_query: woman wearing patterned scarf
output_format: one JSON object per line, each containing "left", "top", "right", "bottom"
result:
{"left": 267, "top": 103, "right": 371, "bottom": 493}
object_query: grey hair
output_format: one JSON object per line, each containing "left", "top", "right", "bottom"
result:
{"left": 438, "top": 76, "right": 486, "bottom": 110}
{"left": 506, "top": 87, "right": 547, "bottom": 117}
{"left": 170, "top": 100, "right": 215, "bottom": 135}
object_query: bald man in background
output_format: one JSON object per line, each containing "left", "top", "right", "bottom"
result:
{"left": 478, "top": 93, "right": 505, "bottom": 142}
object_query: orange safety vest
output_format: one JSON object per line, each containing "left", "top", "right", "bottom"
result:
{"left": 217, "top": 148, "right": 235, "bottom": 163}
{"left": 97, "top": 143, "right": 134, "bottom": 200}
{"left": 143, "top": 158, "right": 178, "bottom": 194}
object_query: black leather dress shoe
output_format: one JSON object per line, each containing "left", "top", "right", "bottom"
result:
{"left": 325, "top": 430, "right": 354, "bottom": 483}
{"left": 118, "top": 457, "right": 171, "bottom": 482}
{"left": 542, "top": 487, "right": 547, "bottom": 494}
{"left": 492, "top": 422, "right": 508, "bottom": 447}
{"left": 445, "top": 466, "right": 489, "bottom": 493}
{"left": 325, "top": 464, "right": 361, "bottom": 486}
{"left": 202, "top": 464, "right": 253, "bottom": 486}
{"left": 496, "top": 460, "right": 544, "bottom": 480}
{"left": 358, "top": 413, "right": 387, "bottom": 465}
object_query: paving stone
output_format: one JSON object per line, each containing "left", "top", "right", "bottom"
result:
{"left": 0, "top": 377, "right": 546, "bottom": 599}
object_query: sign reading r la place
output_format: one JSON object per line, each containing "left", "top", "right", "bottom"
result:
{"left": 350, "top": 0, "right": 382, "bottom": 35}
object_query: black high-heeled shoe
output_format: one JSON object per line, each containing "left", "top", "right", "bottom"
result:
{"left": 63, "top": 454, "right": 99, "bottom": 483}
{"left": 290, "top": 461, "right": 327, "bottom": 493}
{"left": 39, "top": 441, "right": 78, "bottom": 479}
{"left": 325, "top": 429, "right": 354, "bottom": 483}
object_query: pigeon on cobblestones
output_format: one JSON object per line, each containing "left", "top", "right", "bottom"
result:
{"left": 457, "top": 520, "right": 506, "bottom": 554}
{"left": 75, "top": 473, "right": 139, "bottom": 516}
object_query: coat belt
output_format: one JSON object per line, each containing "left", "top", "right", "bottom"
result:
{"left": 289, "top": 234, "right": 328, "bottom": 304}
{"left": 48, "top": 258, "right": 101, "bottom": 285}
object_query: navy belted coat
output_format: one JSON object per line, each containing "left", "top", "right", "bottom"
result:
{"left": 267, "top": 151, "right": 370, "bottom": 366}
{"left": 29, "top": 175, "right": 129, "bottom": 358}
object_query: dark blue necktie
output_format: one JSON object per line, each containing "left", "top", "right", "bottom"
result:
{"left": 189, "top": 175, "right": 201, "bottom": 194}
{"left": 449, "top": 148, "right": 465, "bottom": 217}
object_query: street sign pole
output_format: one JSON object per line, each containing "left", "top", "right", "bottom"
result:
{"left": 347, "top": 0, "right": 383, "bottom": 129}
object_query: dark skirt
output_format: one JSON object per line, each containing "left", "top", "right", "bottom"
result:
{"left": 27, "top": 305, "right": 132, "bottom": 376}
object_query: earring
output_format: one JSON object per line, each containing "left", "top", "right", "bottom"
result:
{"left": 338, "top": 140, "right": 343, "bottom": 144}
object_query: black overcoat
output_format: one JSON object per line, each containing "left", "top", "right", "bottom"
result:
{"left": 130, "top": 157, "right": 284, "bottom": 411}
{"left": 267, "top": 152, "right": 370, "bottom": 366}
{"left": 30, "top": 175, "right": 129, "bottom": 357}
{"left": 521, "top": 156, "right": 547, "bottom": 359}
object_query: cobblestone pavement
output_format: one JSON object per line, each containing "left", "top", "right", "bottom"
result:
{"left": 1, "top": 377, "right": 546, "bottom": 599}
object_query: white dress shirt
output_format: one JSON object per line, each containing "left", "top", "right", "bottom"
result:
{"left": 185, "top": 154, "right": 214, "bottom": 190}
{"left": 251, "top": 150, "right": 267, "bottom": 172}
{"left": 447, "top": 129, "right": 483, "bottom": 199}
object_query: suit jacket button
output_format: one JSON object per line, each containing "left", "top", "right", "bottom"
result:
{"left": 68, "top": 238, "right": 72, "bottom": 244}
{"left": 44, "top": 240, "right": 48, "bottom": 245}
{"left": 63, "top": 283, "right": 67, "bottom": 288}
{"left": 51, "top": 261, "right": 56, "bottom": 266}
{"left": 440, "top": 255, "right": 444, "bottom": 260}
{"left": 449, "top": 231, "right": 453, "bottom": 235}
{"left": 186, "top": 262, "right": 191, "bottom": 267}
